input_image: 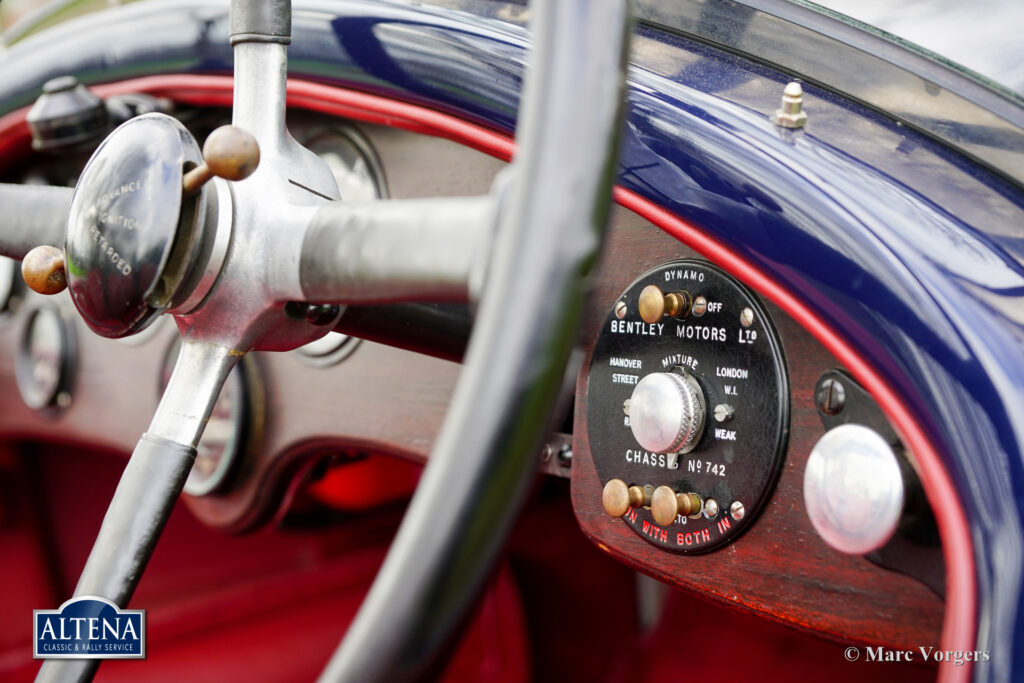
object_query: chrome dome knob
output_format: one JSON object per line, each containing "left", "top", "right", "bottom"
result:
{"left": 628, "top": 371, "right": 706, "bottom": 454}
{"left": 803, "top": 424, "right": 905, "bottom": 554}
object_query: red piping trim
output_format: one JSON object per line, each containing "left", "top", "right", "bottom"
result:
{"left": 0, "top": 74, "right": 976, "bottom": 681}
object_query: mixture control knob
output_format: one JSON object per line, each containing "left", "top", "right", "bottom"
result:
{"left": 803, "top": 424, "right": 905, "bottom": 554}
{"left": 628, "top": 371, "right": 706, "bottom": 454}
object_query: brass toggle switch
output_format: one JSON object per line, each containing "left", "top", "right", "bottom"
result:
{"left": 651, "top": 485, "right": 703, "bottom": 526}
{"left": 602, "top": 479, "right": 651, "bottom": 518}
{"left": 638, "top": 284, "right": 691, "bottom": 324}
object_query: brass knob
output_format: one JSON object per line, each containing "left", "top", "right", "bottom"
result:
{"left": 603, "top": 479, "right": 650, "bottom": 518}
{"left": 651, "top": 485, "right": 703, "bottom": 526}
{"left": 602, "top": 479, "right": 630, "bottom": 517}
{"left": 182, "top": 125, "right": 260, "bottom": 194}
{"left": 21, "top": 245, "right": 67, "bottom": 295}
{"left": 638, "top": 285, "right": 691, "bottom": 324}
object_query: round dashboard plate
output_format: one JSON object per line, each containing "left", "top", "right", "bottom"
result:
{"left": 586, "top": 260, "right": 790, "bottom": 553}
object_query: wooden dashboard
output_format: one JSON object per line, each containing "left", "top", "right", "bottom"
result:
{"left": 571, "top": 207, "right": 943, "bottom": 649}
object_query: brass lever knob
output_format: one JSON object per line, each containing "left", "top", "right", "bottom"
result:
{"left": 651, "top": 485, "right": 702, "bottom": 526}
{"left": 182, "top": 125, "right": 260, "bottom": 194}
{"left": 638, "top": 284, "right": 691, "bottom": 324}
{"left": 602, "top": 479, "right": 650, "bottom": 518}
{"left": 22, "top": 245, "right": 67, "bottom": 295}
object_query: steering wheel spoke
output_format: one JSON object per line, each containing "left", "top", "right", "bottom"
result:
{"left": 0, "top": 183, "right": 71, "bottom": 260}
{"left": 298, "top": 194, "right": 495, "bottom": 304}
{"left": 35, "top": 341, "right": 239, "bottom": 683}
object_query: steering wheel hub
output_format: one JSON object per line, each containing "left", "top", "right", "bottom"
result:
{"left": 66, "top": 113, "right": 206, "bottom": 338}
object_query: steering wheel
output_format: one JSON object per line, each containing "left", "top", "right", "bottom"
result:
{"left": 2, "top": 0, "right": 631, "bottom": 681}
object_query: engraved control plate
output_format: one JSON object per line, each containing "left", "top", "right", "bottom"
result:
{"left": 586, "top": 260, "right": 789, "bottom": 553}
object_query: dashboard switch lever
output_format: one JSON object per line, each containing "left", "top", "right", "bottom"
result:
{"left": 602, "top": 479, "right": 651, "bottom": 518}
{"left": 638, "top": 284, "right": 691, "bottom": 324}
{"left": 651, "top": 486, "right": 702, "bottom": 526}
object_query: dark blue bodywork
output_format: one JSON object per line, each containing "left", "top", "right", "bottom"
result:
{"left": 2, "top": 1, "right": 1023, "bottom": 679}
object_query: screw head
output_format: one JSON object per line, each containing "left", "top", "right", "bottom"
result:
{"left": 740, "top": 307, "right": 754, "bottom": 327}
{"left": 704, "top": 498, "right": 720, "bottom": 518}
{"left": 713, "top": 403, "right": 734, "bottom": 423}
{"left": 730, "top": 501, "right": 745, "bottom": 521}
{"left": 614, "top": 300, "right": 627, "bottom": 319}
{"left": 557, "top": 444, "right": 573, "bottom": 468}
{"left": 691, "top": 296, "right": 707, "bottom": 316}
{"left": 816, "top": 377, "right": 846, "bottom": 416}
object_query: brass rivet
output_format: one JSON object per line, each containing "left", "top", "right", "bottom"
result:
{"left": 602, "top": 479, "right": 630, "bottom": 518}
{"left": 21, "top": 245, "right": 67, "bottom": 295}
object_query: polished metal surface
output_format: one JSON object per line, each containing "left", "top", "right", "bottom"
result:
{"left": 63, "top": 114, "right": 205, "bottom": 338}
{"left": 628, "top": 372, "right": 706, "bottom": 455}
{"left": 804, "top": 423, "right": 905, "bottom": 555}
{"left": 160, "top": 339, "right": 252, "bottom": 496}
{"left": 0, "top": 183, "right": 71, "bottom": 260}
{"left": 299, "top": 196, "right": 493, "bottom": 304}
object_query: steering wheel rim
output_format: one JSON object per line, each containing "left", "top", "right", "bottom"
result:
{"left": 7, "top": 0, "right": 631, "bottom": 681}
{"left": 317, "top": 2, "right": 631, "bottom": 677}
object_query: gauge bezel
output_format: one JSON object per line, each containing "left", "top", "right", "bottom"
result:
{"left": 15, "top": 302, "right": 76, "bottom": 412}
